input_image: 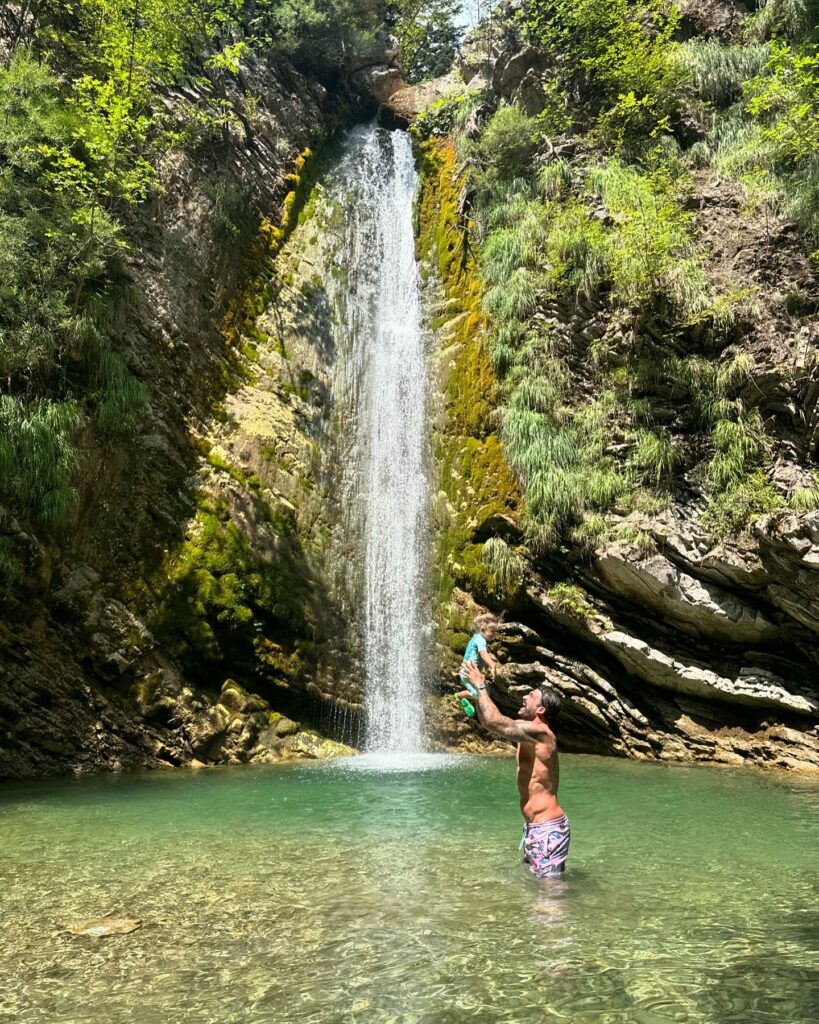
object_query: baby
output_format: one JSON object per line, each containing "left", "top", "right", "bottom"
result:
{"left": 460, "top": 612, "right": 499, "bottom": 696}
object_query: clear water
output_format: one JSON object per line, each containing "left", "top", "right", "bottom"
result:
{"left": 2, "top": 755, "right": 818, "bottom": 1024}
{"left": 321, "top": 125, "right": 431, "bottom": 753}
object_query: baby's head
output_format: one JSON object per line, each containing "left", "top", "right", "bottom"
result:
{"left": 473, "top": 612, "right": 499, "bottom": 640}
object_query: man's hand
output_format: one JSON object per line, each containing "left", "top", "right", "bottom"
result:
{"left": 461, "top": 660, "right": 486, "bottom": 688}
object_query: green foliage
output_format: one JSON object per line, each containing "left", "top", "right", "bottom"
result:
{"left": 587, "top": 159, "right": 712, "bottom": 319}
{"left": 412, "top": 94, "right": 468, "bottom": 139}
{"left": 632, "top": 428, "right": 678, "bottom": 486}
{"left": 446, "top": 0, "right": 795, "bottom": 556}
{"left": 0, "top": 396, "right": 82, "bottom": 529}
{"left": 653, "top": 351, "right": 751, "bottom": 427}
{"left": 747, "top": 42, "right": 819, "bottom": 167}
{"left": 744, "top": 0, "right": 819, "bottom": 42}
{"left": 475, "top": 105, "right": 540, "bottom": 185}
{"left": 547, "top": 582, "right": 596, "bottom": 619}
{"left": 701, "top": 470, "right": 783, "bottom": 538}
{"left": 88, "top": 341, "right": 149, "bottom": 435}
{"left": 790, "top": 485, "right": 819, "bottom": 509}
{"left": 39, "top": 0, "right": 241, "bottom": 202}
{"left": 519, "top": 0, "right": 687, "bottom": 148}
{"left": 479, "top": 154, "right": 713, "bottom": 315}
{"left": 481, "top": 537, "right": 526, "bottom": 598}
{"left": 0, "top": 49, "right": 124, "bottom": 383}
{"left": 742, "top": 42, "right": 819, "bottom": 239}
{"left": 0, "top": 47, "right": 148, "bottom": 537}
{"left": 540, "top": 196, "right": 610, "bottom": 298}
{"left": 707, "top": 412, "right": 768, "bottom": 491}
{"left": 537, "top": 158, "right": 574, "bottom": 198}
{"left": 500, "top": 349, "right": 632, "bottom": 549}
{"left": 248, "top": 0, "right": 382, "bottom": 73}
{"left": 693, "top": 41, "right": 819, "bottom": 241}
{"left": 682, "top": 40, "right": 771, "bottom": 107}
{"left": 388, "top": 0, "right": 462, "bottom": 83}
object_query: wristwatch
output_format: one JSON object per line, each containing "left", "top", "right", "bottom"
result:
{"left": 476, "top": 684, "right": 487, "bottom": 692}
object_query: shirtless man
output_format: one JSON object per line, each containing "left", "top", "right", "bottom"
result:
{"left": 459, "top": 660, "right": 570, "bottom": 879}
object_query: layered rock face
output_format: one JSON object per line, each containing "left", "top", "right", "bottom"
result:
{"left": 417, "top": 4, "right": 819, "bottom": 772}
{"left": 0, "top": 54, "right": 375, "bottom": 778}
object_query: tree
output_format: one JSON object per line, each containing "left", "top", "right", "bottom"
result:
{"left": 388, "top": 0, "right": 463, "bottom": 83}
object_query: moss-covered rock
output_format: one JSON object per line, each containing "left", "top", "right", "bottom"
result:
{"left": 416, "top": 138, "right": 521, "bottom": 646}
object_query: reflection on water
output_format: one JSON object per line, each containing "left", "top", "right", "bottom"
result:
{"left": 1, "top": 755, "right": 818, "bottom": 1023}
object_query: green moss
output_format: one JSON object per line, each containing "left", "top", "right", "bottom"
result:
{"left": 148, "top": 496, "right": 310, "bottom": 677}
{"left": 220, "top": 147, "right": 317, "bottom": 351}
{"left": 417, "top": 139, "right": 521, "bottom": 619}
{"left": 239, "top": 340, "right": 260, "bottom": 362}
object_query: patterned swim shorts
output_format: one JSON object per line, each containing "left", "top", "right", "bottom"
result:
{"left": 521, "top": 814, "right": 571, "bottom": 879}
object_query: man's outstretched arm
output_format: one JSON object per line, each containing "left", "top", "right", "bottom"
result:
{"left": 459, "top": 662, "right": 543, "bottom": 743}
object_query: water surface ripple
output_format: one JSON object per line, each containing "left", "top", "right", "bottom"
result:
{"left": 2, "top": 755, "right": 818, "bottom": 1023}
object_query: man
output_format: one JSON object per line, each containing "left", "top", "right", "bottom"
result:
{"left": 459, "top": 660, "right": 570, "bottom": 879}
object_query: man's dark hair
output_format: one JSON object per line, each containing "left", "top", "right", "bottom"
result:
{"left": 536, "top": 685, "right": 561, "bottom": 721}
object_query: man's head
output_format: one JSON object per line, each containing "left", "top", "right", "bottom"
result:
{"left": 473, "top": 611, "right": 499, "bottom": 640}
{"left": 518, "top": 684, "right": 561, "bottom": 723}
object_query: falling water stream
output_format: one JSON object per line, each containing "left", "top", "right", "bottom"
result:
{"left": 323, "top": 125, "right": 431, "bottom": 753}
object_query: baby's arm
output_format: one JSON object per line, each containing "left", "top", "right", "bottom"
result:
{"left": 479, "top": 647, "right": 497, "bottom": 680}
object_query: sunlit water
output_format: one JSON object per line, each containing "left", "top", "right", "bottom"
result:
{"left": 2, "top": 756, "right": 818, "bottom": 1023}
{"left": 322, "top": 125, "right": 431, "bottom": 753}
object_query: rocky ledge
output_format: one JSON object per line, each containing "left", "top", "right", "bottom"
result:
{"left": 433, "top": 508, "right": 819, "bottom": 772}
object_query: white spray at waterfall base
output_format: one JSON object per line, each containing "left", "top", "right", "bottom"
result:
{"left": 327, "top": 125, "right": 432, "bottom": 753}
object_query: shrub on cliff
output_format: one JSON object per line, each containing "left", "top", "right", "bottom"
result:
{"left": 0, "top": 48, "right": 147, "bottom": 541}
{"left": 519, "top": 0, "right": 688, "bottom": 147}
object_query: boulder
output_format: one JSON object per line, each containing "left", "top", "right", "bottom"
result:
{"left": 187, "top": 703, "right": 232, "bottom": 756}
{"left": 756, "top": 512, "right": 819, "bottom": 635}
{"left": 280, "top": 731, "right": 356, "bottom": 759}
{"left": 69, "top": 917, "right": 142, "bottom": 937}
{"left": 493, "top": 47, "right": 550, "bottom": 98}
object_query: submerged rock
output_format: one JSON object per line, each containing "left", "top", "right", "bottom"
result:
{"left": 69, "top": 917, "right": 142, "bottom": 937}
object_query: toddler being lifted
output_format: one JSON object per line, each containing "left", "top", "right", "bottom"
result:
{"left": 460, "top": 612, "right": 499, "bottom": 696}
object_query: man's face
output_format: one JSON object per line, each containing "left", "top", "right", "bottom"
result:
{"left": 518, "top": 688, "right": 544, "bottom": 721}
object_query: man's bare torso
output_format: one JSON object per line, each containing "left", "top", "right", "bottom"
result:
{"left": 516, "top": 729, "right": 564, "bottom": 824}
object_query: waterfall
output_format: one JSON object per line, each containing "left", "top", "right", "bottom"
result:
{"left": 324, "top": 125, "right": 431, "bottom": 753}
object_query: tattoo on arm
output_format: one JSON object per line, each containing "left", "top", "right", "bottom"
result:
{"left": 473, "top": 690, "right": 541, "bottom": 741}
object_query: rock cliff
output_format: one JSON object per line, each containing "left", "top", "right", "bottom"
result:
{"left": 415, "top": 0, "right": 819, "bottom": 771}
{"left": 0, "top": 44, "right": 393, "bottom": 777}
{"left": 3, "top": 1, "right": 818, "bottom": 778}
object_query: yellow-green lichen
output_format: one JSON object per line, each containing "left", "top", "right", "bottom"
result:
{"left": 417, "top": 139, "right": 521, "bottom": 615}
{"left": 221, "top": 147, "right": 316, "bottom": 350}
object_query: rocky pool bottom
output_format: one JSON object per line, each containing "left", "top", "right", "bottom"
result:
{"left": 1, "top": 755, "right": 817, "bottom": 1024}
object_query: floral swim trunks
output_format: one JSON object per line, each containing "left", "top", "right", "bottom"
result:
{"left": 521, "top": 814, "right": 571, "bottom": 879}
